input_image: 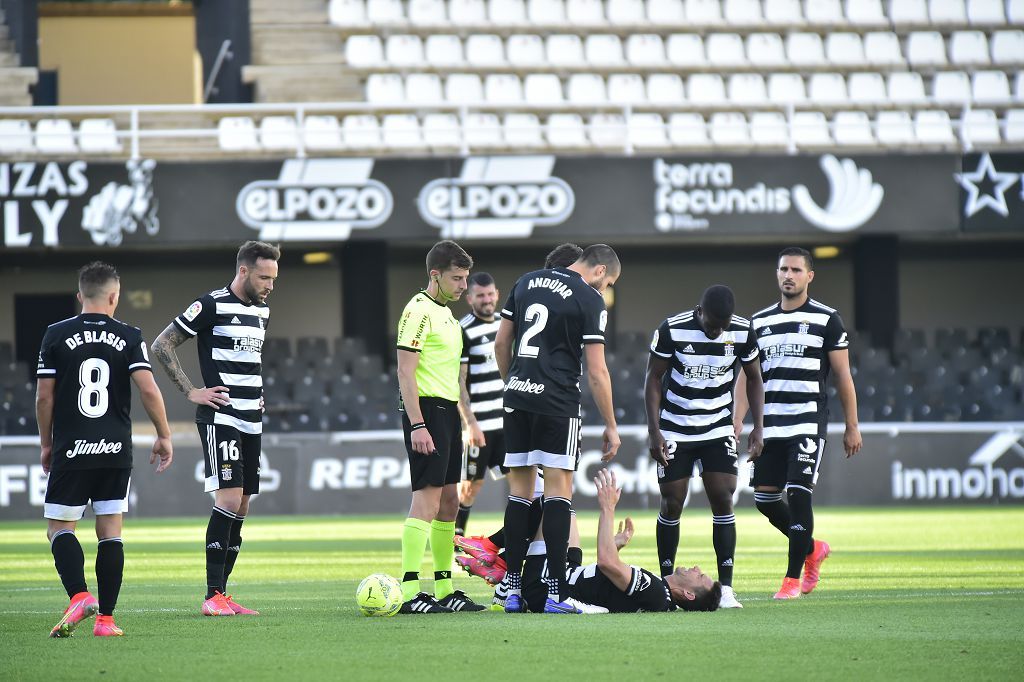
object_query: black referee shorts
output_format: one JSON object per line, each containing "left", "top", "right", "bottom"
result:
{"left": 403, "top": 397, "right": 462, "bottom": 491}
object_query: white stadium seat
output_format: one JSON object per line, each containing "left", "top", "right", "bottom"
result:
{"left": 409, "top": 0, "right": 446, "bottom": 25}
{"left": 991, "top": 31, "right": 1024, "bottom": 64}
{"left": 763, "top": 0, "right": 804, "bottom": 25}
{"left": 932, "top": 71, "right": 971, "bottom": 104}
{"left": 791, "top": 111, "right": 831, "bottom": 146}
{"left": 667, "top": 34, "right": 706, "bottom": 66}
{"left": 216, "top": 117, "right": 257, "bottom": 151}
{"left": 546, "top": 113, "right": 587, "bottom": 147}
{"left": 450, "top": 0, "right": 488, "bottom": 24}
{"left": 967, "top": 0, "right": 1006, "bottom": 25}
{"left": 669, "top": 112, "right": 711, "bottom": 146}
{"left": 876, "top": 110, "right": 915, "bottom": 145}
{"left": 887, "top": 72, "right": 928, "bottom": 104}
{"left": 608, "top": 0, "right": 647, "bottom": 23}
{"left": 567, "top": 73, "right": 608, "bottom": 103}
{"left": 848, "top": 72, "right": 888, "bottom": 104}
{"left": 907, "top": 32, "right": 949, "bottom": 67}
{"left": 687, "top": 73, "right": 727, "bottom": 103}
{"left": 629, "top": 112, "right": 669, "bottom": 147}
{"left": 950, "top": 31, "right": 991, "bottom": 64}
{"left": 367, "top": 0, "right": 404, "bottom": 23}
{"left": 445, "top": 73, "right": 484, "bottom": 102}
{"left": 529, "top": 0, "right": 567, "bottom": 24}
{"left": 1005, "top": 109, "right": 1024, "bottom": 142}
{"left": 809, "top": 73, "right": 848, "bottom": 104}
{"left": 786, "top": 32, "right": 826, "bottom": 66}
{"left": 928, "top": 0, "right": 967, "bottom": 25}
{"left": 768, "top": 72, "right": 808, "bottom": 103}
{"left": 489, "top": 0, "right": 526, "bottom": 23}
{"left": 647, "top": 0, "right": 686, "bottom": 23}
{"left": 961, "top": 109, "right": 1001, "bottom": 144}
{"left": 366, "top": 74, "right": 404, "bottom": 103}
{"left": 382, "top": 115, "right": 423, "bottom": 148}
{"left": 585, "top": 35, "right": 626, "bottom": 66}
{"left": 746, "top": 33, "right": 787, "bottom": 66}
{"left": 422, "top": 113, "right": 461, "bottom": 148}
{"left": 626, "top": 34, "right": 667, "bottom": 66}
{"left": 342, "top": 115, "right": 381, "bottom": 150}
{"left": 972, "top": 70, "right": 1011, "bottom": 103}
{"left": 425, "top": 35, "right": 463, "bottom": 66}
{"left": 524, "top": 74, "right": 565, "bottom": 103}
{"left": 329, "top": 0, "right": 368, "bottom": 26}
{"left": 567, "top": 0, "right": 605, "bottom": 24}
{"left": 728, "top": 73, "right": 769, "bottom": 105}
{"left": 405, "top": 74, "right": 443, "bottom": 103}
{"left": 0, "top": 119, "right": 34, "bottom": 153}
{"left": 804, "top": 0, "right": 844, "bottom": 24}
{"left": 303, "top": 116, "right": 343, "bottom": 150}
{"left": 1010, "top": 0, "right": 1024, "bottom": 23}
{"left": 504, "top": 113, "right": 544, "bottom": 147}
{"left": 507, "top": 34, "right": 546, "bottom": 66}
{"left": 465, "top": 34, "right": 505, "bottom": 67}
{"left": 1016, "top": 72, "right": 1024, "bottom": 100}
{"left": 724, "top": 0, "right": 765, "bottom": 26}
{"left": 833, "top": 111, "right": 875, "bottom": 145}
{"left": 259, "top": 116, "right": 299, "bottom": 150}
{"left": 608, "top": 74, "right": 647, "bottom": 103}
{"left": 889, "top": 0, "right": 929, "bottom": 25}
{"left": 647, "top": 73, "right": 686, "bottom": 104}
{"left": 707, "top": 33, "right": 747, "bottom": 66}
{"left": 825, "top": 32, "right": 866, "bottom": 66}
{"left": 547, "top": 34, "right": 587, "bottom": 66}
{"left": 846, "top": 0, "right": 887, "bottom": 26}
{"left": 464, "top": 113, "right": 503, "bottom": 147}
{"left": 385, "top": 35, "right": 424, "bottom": 66}
{"left": 685, "top": 0, "right": 725, "bottom": 25}
{"left": 864, "top": 32, "right": 903, "bottom": 65}
{"left": 345, "top": 35, "right": 383, "bottom": 67}
{"left": 79, "top": 118, "right": 121, "bottom": 153}
{"left": 749, "top": 111, "right": 789, "bottom": 146}
{"left": 913, "top": 109, "right": 956, "bottom": 144}
{"left": 709, "top": 112, "right": 750, "bottom": 146}
{"left": 589, "top": 113, "right": 628, "bottom": 148}
{"left": 485, "top": 74, "right": 524, "bottom": 103}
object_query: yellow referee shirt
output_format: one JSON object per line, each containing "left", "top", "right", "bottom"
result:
{"left": 396, "top": 291, "right": 462, "bottom": 403}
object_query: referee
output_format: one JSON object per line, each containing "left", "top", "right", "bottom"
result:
{"left": 397, "top": 240, "right": 484, "bottom": 614}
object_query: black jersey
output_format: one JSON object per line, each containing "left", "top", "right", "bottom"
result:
{"left": 567, "top": 563, "right": 674, "bottom": 613}
{"left": 36, "top": 313, "right": 151, "bottom": 470}
{"left": 173, "top": 285, "right": 268, "bottom": 435}
{"left": 750, "top": 298, "right": 849, "bottom": 441}
{"left": 500, "top": 267, "right": 607, "bottom": 418}
{"left": 460, "top": 313, "right": 503, "bottom": 432}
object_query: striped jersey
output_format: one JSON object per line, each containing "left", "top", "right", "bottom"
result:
{"left": 750, "top": 298, "right": 849, "bottom": 441}
{"left": 173, "top": 286, "right": 268, "bottom": 435}
{"left": 460, "top": 313, "right": 503, "bottom": 432}
{"left": 649, "top": 310, "right": 758, "bottom": 446}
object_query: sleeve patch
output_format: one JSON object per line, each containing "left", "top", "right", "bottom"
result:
{"left": 182, "top": 300, "right": 203, "bottom": 322}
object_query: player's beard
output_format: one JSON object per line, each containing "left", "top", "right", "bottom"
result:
{"left": 243, "top": 277, "right": 264, "bottom": 304}
{"left": 780, "top": 283, "right": 805, "bottom": 300}
{"left": 473, "top": 302, "right": 495, "bottom": 319}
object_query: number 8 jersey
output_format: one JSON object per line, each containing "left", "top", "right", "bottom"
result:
{"left": 36, "top": 313, "right": 151, "bottom": 471}
{"left": 501, "top": 267, "right": 607, "bottom": 418}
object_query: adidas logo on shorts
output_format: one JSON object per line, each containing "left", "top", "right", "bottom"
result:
{"left": 802, "top": 466, "right": 813, "bottom": 474}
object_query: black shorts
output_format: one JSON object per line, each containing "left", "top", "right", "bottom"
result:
{"left": 198, "top": 423, "right": 262, "bottom": 495}
{"left": 44, "top": 467, "right": 131, "bottom": 521}
{"left": 464, "top": 430, "right": 508, "bottom": 481}
{"left": 404, "top": 397, "right": 462, "bottom": 491}
{"left": 750, "top": 436, "right": 826, "bottom": 490}
{"left": 657, "top": 437, "right": 739, "bottom": 482}
{"left": 503, "top": 408, "right": 582, "bottom": 472}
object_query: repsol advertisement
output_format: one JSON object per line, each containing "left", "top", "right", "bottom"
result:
{"left": 1, "top": 424, "right": 1021, "bottom": 519}
{"left": 0, "top": 154, "right": 965, "bottom": 249}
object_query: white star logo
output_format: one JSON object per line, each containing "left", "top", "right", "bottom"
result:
{"left": 955, "top": 153, "right": 1019, "bottom": 218}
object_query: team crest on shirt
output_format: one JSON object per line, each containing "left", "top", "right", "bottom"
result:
{"left": 799, "top": 321, "right": 810, "bottom": 335}
{"left": 724, "top": 341, "right": 734, "bottom": 357}
{"left": 258, "top": 316, "right": 265, "bottom": 330}
{"left": 183, "top": 301, "right": 203, "bottom": 322}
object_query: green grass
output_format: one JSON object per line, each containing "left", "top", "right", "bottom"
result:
{"left": 2, "top": 508, "right": 1024, "bottom": 681}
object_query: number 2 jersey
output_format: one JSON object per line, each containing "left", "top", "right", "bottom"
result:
{"left": 500, "top": 267, "right": 608, "bottom": 418}
{"left": 36, "top": 313, "right": 152, "bottom": 470}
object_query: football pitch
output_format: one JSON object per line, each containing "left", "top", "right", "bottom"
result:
{"left": 2, "top": 508, "right": 1023, "bottom": 681}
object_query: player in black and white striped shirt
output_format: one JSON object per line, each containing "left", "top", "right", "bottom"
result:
{"left": 455, "top": 272, "right": 505, "bottom": 537}
{"left": 738, "top": 247, "right": 862, "bottom": 601}
{"left": 152, "top": 241, "right": 279, "bottom": 617}
{"left": 645, "top": 285, "right": 764, "bottom": 609}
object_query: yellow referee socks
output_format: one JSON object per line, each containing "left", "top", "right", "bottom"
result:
{"left": 430, "top": 520, "right": 456, "bottom": 600}
{"left": 401, "top": 518, "right": 431, "bottom": 602}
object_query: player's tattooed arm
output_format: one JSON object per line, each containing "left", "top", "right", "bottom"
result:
{"left": 152, "top": 325, "right": 231, "bottom": 409}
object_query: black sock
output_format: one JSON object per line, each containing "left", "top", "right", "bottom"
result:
{"left": 754, "top": 491, "right": 791, "bottom": 536}
{"left": 96, "top": 537, "right": 124, "bottom": 616}
{"left": 786, "top": 487, "right": 815, "bottom": 579}
{"left": 712, "top": 514, "right": 736, "bottom": 587}
{"left": 656, "top": 514, "right": 680, "bottom": 578}
{"left": 455, "top": 505, "right": 471, "bottom": 536}
{"left": 223, "top": 515, "right": 244, "bottom": 591}
{"left": 522, "top": 552, "right": 548, "bottom": 613}
{"left": 51, "top": 530, "right": 87, "bottom": 598}
{"left": 567, "top": 546, "right": 583, "bottom": 570}
{"left": 526, "top": 496, "right": 544, "bottom": 539}
{"left": 488, "top": 528, "right": 505, "bottom": 548}
{"left": 542, "top": 497, "right": 572, "bottom": 601}
{"left": 206, "top": 506, "right": 235, "bottom": 599}
{"left": 502, "top": 495, "right": 534, "bottom": 589}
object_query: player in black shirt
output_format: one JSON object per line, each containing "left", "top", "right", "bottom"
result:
{"left": 37, "top": 262, "right": 173, "bottom": 637}
{"left": 496, "top": 244, "right": 621, "bottom": 614}
{"left": 152, "top": 241, "right": 279, "bottom": 617}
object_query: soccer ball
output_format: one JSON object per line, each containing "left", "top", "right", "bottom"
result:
{"left": 356, "top": 574, "right": 402, "bottom": 617}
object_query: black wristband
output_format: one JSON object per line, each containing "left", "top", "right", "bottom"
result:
{"left": 410, "top": 422, "right": 427, "bottom": 432}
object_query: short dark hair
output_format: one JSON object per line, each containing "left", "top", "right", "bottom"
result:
{"left": 579, "top": 244, "right": 620, "bottom": 275}
{"left": 545, "top": 243, "right": 583, "bottom": 269}
{"left": 426, "top": 240, "right": 473, "bottom": 274}
{"left": 468, "top": 272, "right": 495, "bottom": 288}
{"left": 779, "top": 246, "right": 813, "bottom": 271}
{"left": 78, "top": 261, "right": 119, "bottom": 299}
{"left": 677, "top": 581, "right": 722, "bottom": 612}
{"left": 237, "top": 240, "right": 281, "bottom": 269}
{"left": 701, "top": 285, "right": 735, "bottom": 321}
